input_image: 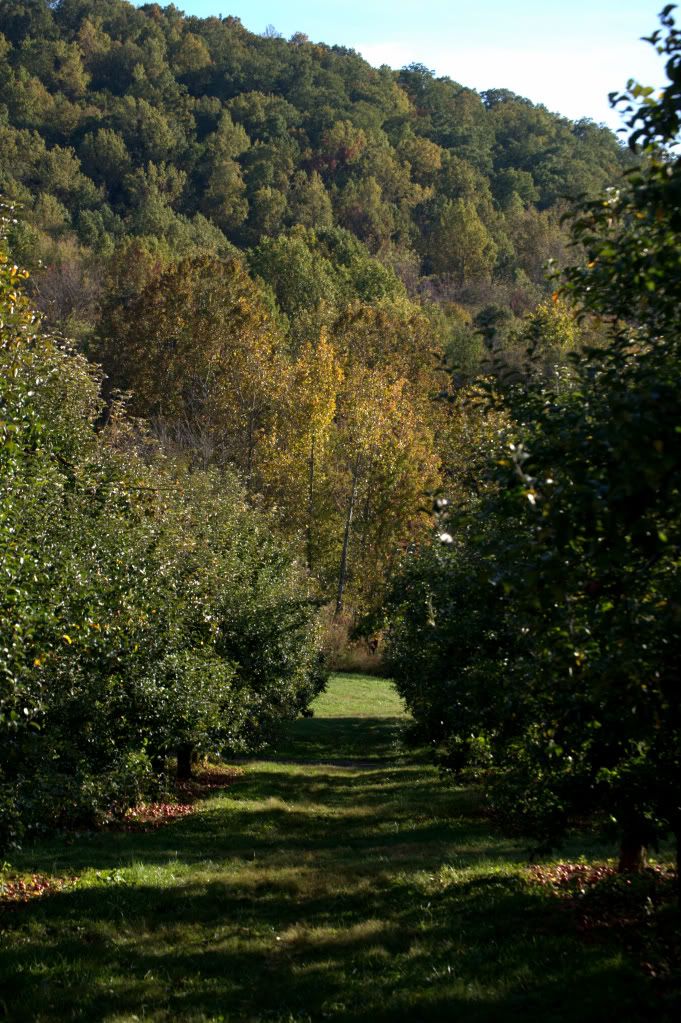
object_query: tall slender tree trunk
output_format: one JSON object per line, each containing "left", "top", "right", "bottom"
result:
{"left": 246, "top": 413, "right": 255, "bottom": 484}
{"left": 335, "top": 453, "right": 361, "bottom": 617}
{"left": 176, "top": 743, "right": 194, "bottom": 781}
{"left": 618, "top": 818, "right": 649, "bottom": 873}
{"left": 307, "top": 433, "right": 315, "bottom": 572}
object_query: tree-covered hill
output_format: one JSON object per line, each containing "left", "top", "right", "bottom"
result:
{"left": 0, "top": 0, "right": 631, "bottom": 328}
{"left": 0, "top": 0, "right": 639, "bottom": 632}
{"left": 2, "top": 1, "right": 680, "bottom": 909}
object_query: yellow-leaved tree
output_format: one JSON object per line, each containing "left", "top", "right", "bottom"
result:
{"left": 260, "top": 330, "right": 343, "bottom": 572}
{"left": 332, "top": 365, "right": 440, "bottom": 614}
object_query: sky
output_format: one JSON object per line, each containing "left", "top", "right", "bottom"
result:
{"left": 134, "top": 1, "right": 667, "bottom": 129}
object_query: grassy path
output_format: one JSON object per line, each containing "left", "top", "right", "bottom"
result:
{"left": 0, "top": 674, "right": 668, "bottom": 1022}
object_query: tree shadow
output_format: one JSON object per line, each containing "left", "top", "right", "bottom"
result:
{"left": 0, "top": 867, "right": 658, "bottom": 1022}
{"left": 271, "top": 715, "right": 411, "bottom": 761}
{"left": 1, "top": 764, "right": 663, "bottom": 1022}
{"left": 11, "top": 766, "right": 514, "bottom": 874}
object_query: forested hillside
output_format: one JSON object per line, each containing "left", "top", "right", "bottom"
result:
{"left": 1, "top": 0, "right": 628, "bottom": 327}
{"left": 0, "top": 0, "right": 633, "bottom": 617}
{"left": 8, "top": 0, "right": 678, "bottom": 863}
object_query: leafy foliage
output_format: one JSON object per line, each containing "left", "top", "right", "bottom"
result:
{"left": 0, "top": 0, "right": 628, "bottom": 322}
{"left": 0, "top": 235, "right": 324, "bottom": 848}
{"left": 0, "top": 0, "right": 637, "bottom": 624}
{"left": 0, "top": 1, "right": 663, "bottom": 858}
{"left": 386, "top": 10, "right": 681, "bottom": 872}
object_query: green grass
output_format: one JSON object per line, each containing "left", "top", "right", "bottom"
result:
{"left": 272, "top": 672, "right": 411, "bottom": 761}
{"left": 0, "top": 673, "right": 675, "bottom": 1022}
{"left": 310, "top": 673, "right": 408, "bottom": 718}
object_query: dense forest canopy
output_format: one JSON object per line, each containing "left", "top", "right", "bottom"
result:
{"left": 0, "top": 0, "right": 630, "bottom": 320}
{"left": 0, "top": 0, "right": 634, "bottom": 616}
{"left": 4, "top": 0, "right": 679, "bottom": 881}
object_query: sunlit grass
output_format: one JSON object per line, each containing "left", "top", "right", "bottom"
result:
{"left": 311, "top": 673, "right": 407, "bottom": 718}
{"left": 272, "top": 671, "right": 411, "bottom": 761}
{"left": 0, "top": 674, "right": 670, "bottom": 1022}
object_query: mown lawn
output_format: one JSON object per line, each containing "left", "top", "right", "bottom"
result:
{"left": 0, "top": 673, "right": 675, "bottom": 1022}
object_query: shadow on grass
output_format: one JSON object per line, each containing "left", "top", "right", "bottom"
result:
{"left": 271, "top": 715, "right": 412, "bottom": 762}
{"left": 0, "top": 871, "right": 658, "bottom": 1023}
{"left": 1, "top": 763, "right": 668, "bottom": 1022}
{"left": 11, "top": 767, "right": 511, "bottom": 875}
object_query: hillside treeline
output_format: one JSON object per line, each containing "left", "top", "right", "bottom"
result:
{"left": 0, "top": 0, "right": 630, "bottom": 329}
{"left": 5, "top": 0, "right": 676, "bottom": 869}
{"left": 0, "top": 0, "right": 627, "bottom": 616}
{"left": 0, "top": 231, "right": 326, "bottom": 847}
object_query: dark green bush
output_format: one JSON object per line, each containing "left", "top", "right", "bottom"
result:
{"left": 0, "top": 232, "right": 326, "bottom": 847}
